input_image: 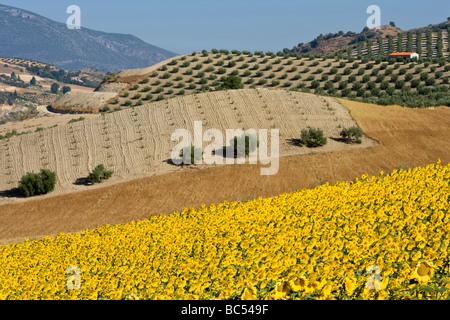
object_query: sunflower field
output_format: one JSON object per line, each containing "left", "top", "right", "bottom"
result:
{"left": 0, "top": 161, "right": 449, "bottom": 300}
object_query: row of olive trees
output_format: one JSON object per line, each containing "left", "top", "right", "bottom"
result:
{"left": 18, "top": 165, "right": 113, "bottom": 198}
{"left": 177, "top": 126, "right": 363, "bottom": 165}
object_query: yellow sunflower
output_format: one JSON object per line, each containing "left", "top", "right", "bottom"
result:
{"left": 411, "top": 260, "right": 435, "bottom": 284}
{"left": 344, "top": 278, "right": 357, "bottom": 295}
{"left": 241, "top": 286, "right": 257, "bottom": 300}
{"left": 289, "top": 276, "right": 308, "bottom": 292}
{"left": 275, "top": 280, "right": 291, "bottom": 295}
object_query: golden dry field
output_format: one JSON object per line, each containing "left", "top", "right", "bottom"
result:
{"left": 0, "top": 98, "right": 449, "bottom": 245}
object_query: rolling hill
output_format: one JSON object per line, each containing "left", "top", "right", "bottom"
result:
{"left": 53, "top": 49, "right": 450, "bottom": 113}
{"left": 0, "top": 4, "right": 177, "bottom": 72}
{"left": 0, "top": 88, "right": 376, "bottom": 205}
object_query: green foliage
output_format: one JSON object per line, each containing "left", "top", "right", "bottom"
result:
{"left": 19, "top": 169, "right": 57, "bottom": 198}
{"left": 220, "top": 75, "right": 244, "bottom": 90}
{"left": 231, "top": 132, "right": 259, "bottom": 158}
{"left": 300, "top": 127, "right": 327, "bottom": 148}
{"left": 68, "top": 117, "right": 85, "bottom": 124}
{"left": 51, "top": 83, "right": 60, "bottom": 94}
{"left": 88, "top": 164, "right": 114, "bottom": 184}
{"left": 179, "top": 145, "right": 203, "bottom": 165}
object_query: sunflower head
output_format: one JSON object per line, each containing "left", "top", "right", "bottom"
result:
{"left": 241, "top": 286, "right": 257, "bottom": 300}
{"left": 290, "top": 276, "right": 308, "bottom": 292}
{"left": 412, "top": 260, "right": 435, "bottom": 284}
{"left": 344, "top": 278, "right": 357, "bottom": 295}
{"left": 275, "top": 280, "right": 291, "bottom": 294}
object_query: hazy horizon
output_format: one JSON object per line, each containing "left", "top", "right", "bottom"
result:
{"left": 1, "top": 0, "right": 449, "bottom": 55}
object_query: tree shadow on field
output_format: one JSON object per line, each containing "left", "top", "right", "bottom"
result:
{"left": 163, "top": 158, "right": 182, "bottom": 166}
{"left": 0, "top": 187, "right": 24, "bottom": 198}
{"left": 286, "top": 138, "right": 304, "bottom": 147}
{"left": 329, "top": 137, "right": 352, "bottom": 144}
{"left": 163, "top": 158, "right": 202, "bottom": 170}
{"left": 73, "top": 177, "right": 91, "bottom": 186}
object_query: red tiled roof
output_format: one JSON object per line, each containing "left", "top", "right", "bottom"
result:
{"left": 389, "top": 52, "right": 416, "bottom": 56}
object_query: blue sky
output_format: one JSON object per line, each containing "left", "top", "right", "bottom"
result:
{"left": 1, "top": 0, "right": 449, "bottom": 54}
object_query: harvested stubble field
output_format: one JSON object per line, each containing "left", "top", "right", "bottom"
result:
{"left": 0, "top": 88, "right": 372, "bottom": 204}
{"left": 0, "top": 96, "right": 449, "bottom": 244}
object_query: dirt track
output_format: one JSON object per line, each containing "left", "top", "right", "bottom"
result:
{"left": 0, "top": 97, "right": 449, "bottom": 244}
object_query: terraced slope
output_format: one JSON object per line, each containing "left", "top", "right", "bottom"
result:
{"left": 349, "top": 29, "right": 450, "bottom": 59}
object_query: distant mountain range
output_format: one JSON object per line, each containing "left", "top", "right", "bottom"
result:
{"left": 0, "top": 4, "right": 177, "bottom": 72}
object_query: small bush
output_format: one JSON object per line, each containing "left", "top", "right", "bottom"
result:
{"left": 179, "top": 145, "right": 203, "bottom": 165}
{"left": 88, "top": 164, "right": 114, "bottom": 184}
{"left": 230, "top": 132, "right": 259, "bottom": 158}
{"left": 220, "top": 76, "right": 244, "bottom": 90}
{"left": 19, "top": 169, "right": 57, "bottom": 197}
{"left": 340, "top": 127, "right": 363, "bottom": 144}
{"left": 300, "top": 127, "right": 327, "bottom": 148}
{"left": 68, "top": 117, "right": 85, "bottom": 124}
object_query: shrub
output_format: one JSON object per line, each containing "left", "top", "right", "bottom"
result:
{"left": 300, "top": 127, "right": 327, "bottom": 148}
{"left": 100, "top": 106, "right": 110, "bottom": 113}
{"left": 179, "top": 146, "right": 203, "bottom": 165}
{"left": 340, "top": 127, "right": 363, "bottom": 144}
{"left": 68, "top": 117, "right": 85, "bottom": 124}
{"left": 395, "top": 80, "right": 405, "bottom": 89}
{"left": 231, "top": 132, "right": 259, "bottom": 158}
{"left": 19, "top": 169, "right": 57, "bottom": 197}
{"left": 404, "top": 73, "right": 413, "bottom": 82}
{"left": 420, "top": 72, "right": 428, "bottom": 81}
{"left": 220, "top": 76, "right": 244, "bottom": 90}
{"left": 311, "top": 80, "right": 321, "bottom": 89}
{"left": 425, "top": 78, "right": 436, "bottom": 86}
{"left": 88, "top": 164, "right": 114, "bottom": 184}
